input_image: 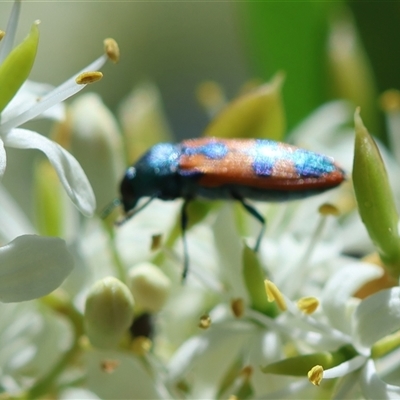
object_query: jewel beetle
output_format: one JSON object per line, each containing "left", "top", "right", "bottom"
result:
{"left": 119, "top": 137, "right": 345, "bottom": 280}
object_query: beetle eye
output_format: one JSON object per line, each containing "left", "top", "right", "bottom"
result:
{"left": 120, "top": 174, "right": 138, "bottom": 213}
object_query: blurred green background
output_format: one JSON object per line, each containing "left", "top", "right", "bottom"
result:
{"left": 0, "top": 1, "right": 398, "bottom": 140}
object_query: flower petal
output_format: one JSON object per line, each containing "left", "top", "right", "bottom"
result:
{"left": 2, "top": 80, "right": 65, "bottom": 122}
{"left": 0, "top": 137, "right": 6, "bottom": 178}
{"left": 0, "top": 0, "right": 21, "bottom": 63}
{"left": 4, "top": 128, "right": 96, "bottom": 216}
{"left": 360, "top": 359, "right": 400, "bottom": 400}
{"left": 0, "top": 54, "right": 108, "bottom": 132}
{"left": 321, "top": 262, "right": 383, "bottom": 334}
{"left": 0, "top": 185, "right": 36, "bottom": 242}
{"left": 323, "top": 355, "right": 367, "bottom": 379}
{"left": 352, "top": 287, "right": 400, "bottom": 351}
{"left": 0, "top": 234, "right": 74, "bottom": 302}
{"left": 86, "top": 349, "right": 167, "bottom": 399}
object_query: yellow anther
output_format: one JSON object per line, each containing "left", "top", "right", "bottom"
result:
{"left": 308, "top": 365, "right": 323, "bottom": 386}
{"left": 0, "top": 31, "right": 5, "bottom": 41}
{"left": 240, "top": 365, "right": 253, "bottom": 379}
{"left": 318, "top": 203, "right": 340, "bottom": 216}
{"left": 104, "top": 38, "right": 120, "bottom": 63}
{"left": 297, "top": 297, "right": 319, "bottom": 315}
{"left": 264, "top": 280, "right": 287, "bottom": 311}
{"left": 151, "top": 233, "right": 162, "bottom": 251}
{"left": 100, "top": 359, "right": 120, "bottom": 373}
{"left": 76, "top": 71, "right": 103, "bottom": 85}
{"left": 198, "top": 314, "right": 212, "bottom": 329}
{"left": 131, "top": 336, "right": 152, "bottom": 356}
{"left": 231, "top": 298, "right": 245, "bottom": 318}
{"left": 380, "top": 89, "right": 400, "bottom": 113}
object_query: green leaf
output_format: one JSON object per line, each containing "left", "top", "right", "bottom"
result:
{"left": 353, "top": 109, "right": 400, "bottom": 277}
{"left": 0, "top": 21, "right": 39, "bottom": 113}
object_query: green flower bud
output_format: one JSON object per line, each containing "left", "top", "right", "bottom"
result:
{"left": 353, "top": 109, "right": 400, "bottom": 277}
{"left": 0, "top": 21, "right": 39, "bottom": 113}
{"left": 84, "top": 277, "right": 134, "bottom": 349}
{"left": 204, "top": 73, "right": 285, "bottom": 141}
{"left": 242, "top": 245, "right": 278, "bottom": 317}
{"left": 128, "top": 263, "right": 171, "bottom": 313}
{"left": 261, "top": 345, "right": 358, "bottom": 376}
{"left": 34, "top": 160, "right": 64, "bottom": 237}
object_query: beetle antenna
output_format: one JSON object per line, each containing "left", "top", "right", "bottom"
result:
{"left": 101, "top": 198, "right": 121, "bottom": 219}
{"left": 115, "top": 195, "right": 158, "bottom": 226}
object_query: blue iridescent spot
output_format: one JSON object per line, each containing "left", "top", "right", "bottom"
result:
{"left": 249, "top": 140, "right": 336, "bottom": 177}
{"left": 183, "top": 142, "right": 228, "bottom": 159}
{"left": 249, "top": 140, "right": 280, "bottom": 176}
{"left": 145, "top": 143, "right": 180, "bottom": 175}
{"left": 293, "top": 149, "right": 336, "bottom": 177}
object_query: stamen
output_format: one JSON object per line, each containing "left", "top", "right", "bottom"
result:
{"left": 297, "top": 297, "right": 319, "bottom": 314}
{"left": 75, "top": 71, "right": 103, "bottom": 85}
{"left": 308, "top": 365, "right": 323, "bottom": 386}
{"left": 104, "top": 38, "right": 119, "bottom": 63}
{"left": 240, "top": 365, "right": 253, "bottom": 379}
{"left": 318, "top": 203, "right": 340, "bottom": 216}
{"left": 0, "top": 31, "right": 5, "bottom": 41}
{"left": 265, "top": 280, "right": 287, "bottom": 311}
{"left": 380, "top": 89, "right": 400, "bottom": 113}
{"left": 131, "top": 336, "right": 152, "bottom": 356}
{"left": 287, "top": 204, "right": 340, "bottom": 290}
{"left": 198, "top": 314, "right": 211, "bottom": 329}
{"left": 100, "top": 359, "right": 119, "bottom": 373}
{"left": 151, "top": 234, "right": 163, "bottom": 251}
{"left": 231, "top": 298, "right": 245, "bottom": 318}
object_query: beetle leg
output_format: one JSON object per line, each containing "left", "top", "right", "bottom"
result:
{"left": 234, "top": 196, "right": 266, "bottom": 253}
{"left": 180, "top": 198, "right": 191, "bottom": 281}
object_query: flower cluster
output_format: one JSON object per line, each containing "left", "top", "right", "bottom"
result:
{"left": 0, "top": 2, "right": 400, "bottom": 400}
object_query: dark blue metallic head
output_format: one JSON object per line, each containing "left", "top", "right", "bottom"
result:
{"left": 120, "top": 143, "right": 181, "bottom": 213}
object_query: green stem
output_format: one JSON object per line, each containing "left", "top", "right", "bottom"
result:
{"left": 103, "top": 220, "right": 127, "bottom": 283}
{"left": 27, "top": 298, "right": 84, "bottom": 399}
{"left": 27, "top": 339, "right": 81, "bottom": 399}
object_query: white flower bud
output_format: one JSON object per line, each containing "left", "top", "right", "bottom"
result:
{"left": 128, "top": 263, "right": 171, "bottom": 313}
{"left": 84, "top": 276, "right": 134, "bottom": 349}
{"left": 69, "top": 93, "right": 124, "bottom": 212}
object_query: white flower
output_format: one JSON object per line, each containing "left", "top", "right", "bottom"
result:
{"left": 252, "top": 262, "right": 400, "bottom": 399}
{"left": 0, "top": 0, "right": 118, "bottom": 303}
{"left": 0, "top": 1, "right": 117, "bottom": 216}
{"left": 321, "top": 266, "right": 400, "bottom": 399}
